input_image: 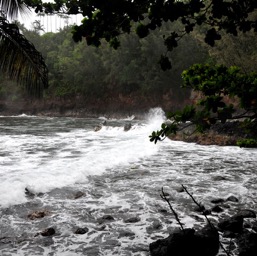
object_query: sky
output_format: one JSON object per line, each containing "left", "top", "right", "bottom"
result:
{"left": 18, "top": 8, "right": 82, "bottom": 33}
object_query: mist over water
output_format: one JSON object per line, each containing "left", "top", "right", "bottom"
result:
{"left": 0, "top": 108, "right": 257, "bottom": 255}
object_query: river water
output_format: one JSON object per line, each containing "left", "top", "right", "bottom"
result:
{"left": 0, "top": 108, "right": 256, "bottom": 256}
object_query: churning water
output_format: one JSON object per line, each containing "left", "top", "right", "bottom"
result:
{"left": 0, "top": 108, "right": 256, "bottom": 255}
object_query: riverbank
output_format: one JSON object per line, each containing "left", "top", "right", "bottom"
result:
{"left": 169, "top": 121, "right": 256, "bottom": 147}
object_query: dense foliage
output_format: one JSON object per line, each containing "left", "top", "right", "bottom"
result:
{"left": 24, "top": 0, "right": 257, "bottom": 70}
{"left": 150, "top": 64, "right": 257, "bottom": 143}
{"left": 0, "top": 22, "right": 208, "bottom": 109}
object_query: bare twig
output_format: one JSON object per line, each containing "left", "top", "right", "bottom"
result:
{"left": 160, "top": 187, "right": 184, "bottom": 232}
{"left": 181, "top": 185, "right": 231, "bottom": 256}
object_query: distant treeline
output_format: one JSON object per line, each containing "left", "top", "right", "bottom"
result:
{"left": 0, "top": 20, "right": 256, "bottom": 110}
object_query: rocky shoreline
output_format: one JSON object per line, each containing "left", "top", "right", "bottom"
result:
{"left": 170, "top": 121, "right": 255, "bottom": 147}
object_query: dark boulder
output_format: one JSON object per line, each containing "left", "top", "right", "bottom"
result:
{"left": 226, "top": 195, "right": 239, "bottom": 202}
{"left": 218, "top": 215, "right": 243, "bottom": 233}
{"left": 237, "top": 230, "right": 257, "bottom": 256}
{"left": 212, "top": 205, "right": 224, "bottom": 213}
{"left": 74, "top": 227, "right": 89, "bottom": 234}
{"left": 124, "top": 123, "right": 132, "bottom": 131}
{"left": 41, "top": 227, "right": 55, "bottom": 237}
{"left": 211, "top": 198, "right": 225, "bottom": 204}
{"left": 149, "top": 226, "right": 219, "bottom": 256}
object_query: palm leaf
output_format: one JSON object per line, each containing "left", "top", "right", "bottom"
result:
{"left": 0, "top": 16, "right": 48, "bottom": 97}
{"left": 0, "top": 0, "right": 28, "bottom": 20}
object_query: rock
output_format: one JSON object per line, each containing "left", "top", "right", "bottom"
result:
{"left": 218, "top": 215, "right": 243, "bottom": 233}
{"left": 98, "top": 215, "right": 115, "bottom": 224}
{"left": 124, "top": 216, "right": 141, "bottom": 223}
{"left": 41, "top": 227, "right": 55, "bottom": 237}
{"left": 118, "top": 229, "right": 135, "bottom": 238}
{"left": 211, "top": 198, "right": 225, "bottom": 204}
{"left": 212, "top": 176, "right": 227, "bottom": 181}
{"left": 223, "top": 231, "right": 237, "bottom": 238}
{"left": 74, "top": 227, "right": 89, "bottom": 234}
{"left": 237, "top": 230, "right": 257, "bottom": 256}
{"left": 176, "top": 187, "right": 185, "bottom": 193}
{"left": 202, "top": 209, "right": 212, "bottom": 215}
{"left": 212, "top": 205, "right": 224, "bottom": 213}
{"left": 149, "top": 226, "right": 219, "bottom": 256}
{"left": 28, "top": 210, "right": 49, "bottom": 220}
{"left": 226, "top": 195, "right": 239, "bottom": 202}
{"left": 194, "top": 204, "right": 205, "bottom": 212}
{"left": 252, "top": 221, "right": 257, "bottom": 232}
{"left": 25, "top": 187, "right": 35, "bottom": 198}
{"left": 147, "top": 220, "right": 162, "bottom": 233}
{"left": 94, "top": 125, "right": 102, "bottom": 132}
{"left": 74, "top": 191, "right": 85, "bottom": 199}
{"left": 124, "top": 123, "right": 132, "bottom": 131}
{"left": 235, "top": 209, "right": 256, "bottom": 219}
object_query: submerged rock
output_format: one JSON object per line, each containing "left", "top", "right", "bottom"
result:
{"left": 28, "top": 210, "right": 49, "bottom": 220}
{"left": 74, "top": 191, "right": 85, "bottom": 199}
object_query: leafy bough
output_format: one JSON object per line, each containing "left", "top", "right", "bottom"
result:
{"left": 150, "top": 64, "right": 257, "bottom": 143}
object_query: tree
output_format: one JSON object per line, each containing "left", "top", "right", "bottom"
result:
{"left": 0, "top": 0, "right": 48, "bottom": 97}
{"left": 28, "top": 0, "right": 257, "bottom": 68}
{"left": 26, "top": 0, "right": 257, "bottom": 141}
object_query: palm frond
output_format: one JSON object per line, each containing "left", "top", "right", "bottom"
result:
{"left": 0, "top": 16, "right": 48, "bottom": 97}
{"left": 0, "top": 0, "right": 29, "bottom": 20}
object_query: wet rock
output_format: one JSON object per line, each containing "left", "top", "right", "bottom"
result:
{"left": 218, "top": 215, "right": 243, "bottom": 233}
{"left": 98, "top": 215, "right": 115, "bottom": 224}
{"left": 252, "top": 221, "right": 257, "bottom": 232}
{"left": 211, "top": 198, "right": 225, "bottom": 204}
{"left": 25, "top": 187, "right": 35, "bottom": 198}
{"left": 28, "top": 210, "right": 49, "bottom": 220}
{"left": 124, "top": 123, "right": 132, "bottom": 131}
{"left": 74, "top": 227, "right": 89, "bottom": 235}
{"left": 149, "top": 226, "right": 219, "bottom": 256}
{"left": 226, "top": 195, "right": 239, "bottom": 202}
{"left": 235, "top": 209, "right": 256, "bottom": 219}
{"left": 41, "top": 227, "right": 55, "bottom": 237}
{"left": 223, "top": 230, "right": 237, "bottom": 238}
{"left": 94, "top": 125, "right": 102, "bottom": 132}
{"left": 237, "top": 230, "right": 257, "bottom": 256}
{"left": 118, "top": 229, "right": 135, "bottom": 238}
{"left": 147, "top": 220, "right": 163, "bottom": 234}
{"left": 211, "top": 205, "right": 224, "bottom": 213}
{"left": 212, "top": 176, "right": 227, "bottom": 181}
{"left": 124, "top": 216, "right": 141, "bottom": 223}
{"left": 202, "top": 209, "right": 212, "bottom": 215}
{"left": 74, "top": 191, "right": 85, "bottom": 199}
{"left": 158, "top": 208, "right": 168, "bottom": 214}
{"left": 194, "top": 204, "right": 205, "bottom": 212}
{"left": 176, "top": 187, "right": 185, "bottom": 193}
{"left": 25, "top": 188, "right": 44, "bottom": 198}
